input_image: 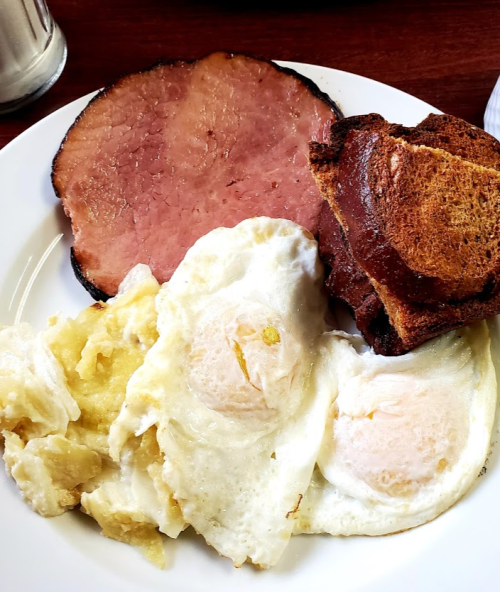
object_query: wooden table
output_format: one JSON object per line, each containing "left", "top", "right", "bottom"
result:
{"left": 1, "top": 0, "right": 499, "bottom": 150}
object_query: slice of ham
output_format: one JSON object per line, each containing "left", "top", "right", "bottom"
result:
{"left": 52, "top": 52, "right": 341, "bottom": 298}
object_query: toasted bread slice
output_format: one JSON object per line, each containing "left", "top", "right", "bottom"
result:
{"left": 311, "top": 113, "right": 500, "bottom": 354}
{"left": 336, "top": 130, "right": 500, "bottom": 303}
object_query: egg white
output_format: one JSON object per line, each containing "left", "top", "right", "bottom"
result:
{"left": 296, "top": 322, "right": 497, "bottom": 536}
{"left": 109, "top": 217, "right": 343, "bottom": 568}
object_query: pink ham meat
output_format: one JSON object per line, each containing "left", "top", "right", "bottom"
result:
{"left": 52, "top": 52, "right": 341, "bottom": 298}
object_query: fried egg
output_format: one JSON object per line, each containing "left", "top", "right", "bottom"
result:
{"left": 295, "top": 323, "right": 497, "bottom": 536}
{"left": 109, "top": 217, "right": 340, "bottom": 568}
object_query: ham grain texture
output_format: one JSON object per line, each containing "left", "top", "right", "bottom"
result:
{"left": 52, "top": 51, "right": 342, "bottom": 299}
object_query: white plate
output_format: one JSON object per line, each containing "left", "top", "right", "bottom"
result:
{"left": 0, "top": 62, "right": 498, "bottom": 592}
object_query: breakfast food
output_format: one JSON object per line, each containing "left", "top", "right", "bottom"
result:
{"left": 109, "top": 217, "right": 340, "bottom": 568}
{"left": 310, "top": 113, "right": 500, "bottom": 354}
{"left": 52, "top": 51, "right": 341, "bottom": 300}
{"left": 0, "top": 217, "right": 497, "bottom": 569}
{"left": 0, "top": 324, "right": 80, "bottom": 440}
{"left": 0, "top": 266, "right": 185, "bottom": 567}
{"left": 6, "top": 48, "right": 500, "bottom": 571}
{"left": 295, "top": 322, "right": 496, "bottom": 536}
{"left": 44, "top": 266, "right": 159, "bottom": 457}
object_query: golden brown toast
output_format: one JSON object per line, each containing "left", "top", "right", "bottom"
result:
{"left": 311, "top": 113, "right": 500, "bottom": 354}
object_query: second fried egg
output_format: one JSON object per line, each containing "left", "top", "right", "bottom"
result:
{"left": 296, "top": 323, "right": 497, "bottom": 536}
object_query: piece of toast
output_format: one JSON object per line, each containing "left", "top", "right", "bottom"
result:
{"left": 311, "top": 113, "right": 500, "bottom": 355}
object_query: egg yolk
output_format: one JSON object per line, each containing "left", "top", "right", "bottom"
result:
{"left": 330, "top": 374, "right": 469, "bottom": 498}
{"left": 187, "top": 302, "right": 303, "bottom": 420}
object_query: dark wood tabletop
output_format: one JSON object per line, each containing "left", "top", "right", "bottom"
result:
{"left": 1, "top": 0, "right": 500, "bottom": 150}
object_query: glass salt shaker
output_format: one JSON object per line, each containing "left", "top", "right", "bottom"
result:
{"left": 0, "top": 0, "right": 67, "bottom": 114}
